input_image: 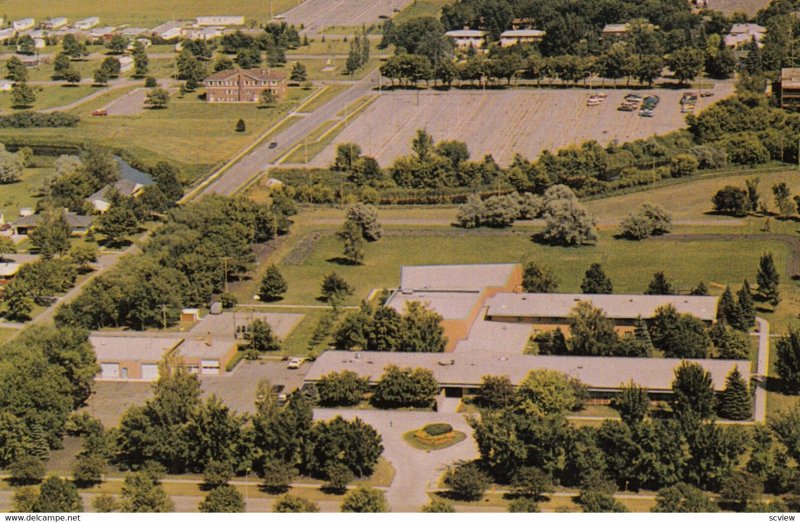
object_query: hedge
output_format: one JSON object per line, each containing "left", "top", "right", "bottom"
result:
{"left": 423, "top": 423, "right": 453, "bottom": 436}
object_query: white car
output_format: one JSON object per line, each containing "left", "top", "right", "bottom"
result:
{"left": 287, "top": 357, "right": 304, "bottom": 369}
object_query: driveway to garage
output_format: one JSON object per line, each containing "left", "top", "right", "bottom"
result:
{"left": 313, "top": 409, "right": 479, "bottom": 512}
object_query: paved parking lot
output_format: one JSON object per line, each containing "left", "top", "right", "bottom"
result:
{"left": 311, "top": 83, "right": 735, "bottom": 167}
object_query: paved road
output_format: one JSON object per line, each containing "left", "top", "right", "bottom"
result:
{"left": 199, "top": 70, "right": 382, "bottom": 196}
{"left": 314, "top": 408, "right": 479, "bottom": 512}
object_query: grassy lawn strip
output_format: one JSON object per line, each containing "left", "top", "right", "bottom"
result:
{"left": 273, "top": 231, "right": 791, "bottom": 306}
{"left": 298, "top": 84, "right": 350, "bottom": 113}
{"left": 403, "top": 429, "right": 467, "bottom": 451}
{"left": 0, "top": 85, "right": 100, "bottom": 111}
{"left": 394, "top": 0, "right": 455, "bottom": 22}
{"left": 282, "top": 95, "right": 377, "bottom": 164}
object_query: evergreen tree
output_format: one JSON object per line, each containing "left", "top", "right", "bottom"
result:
{"left": 633, "top": 317, "right": 654, "bottom": 353}
{"left": 235, "top": 119, "right": 246, "bottom": 132}
{"left": 645, "top": 271, "right": 674, "bottom": 295}
{"left": 690, "top": 281, "right": 709, "bottom": 296}
{"left": 737, "top": 280, "right": 756, "bottom": 330}
{"left": 717, "top": 286, "right": 741, "bottom": 325}
{"left": 33, "top": 477, "right": 83, "bottom": 512}
{"left": 718, "top": 367, "right": 752, "bottom": 420}
{"left": 259, "top": 264, "right": 288, "bottom": 301}
{"left": 581, "top": 263, "right": 613, "bottom": 294}
{"left": 756, "top": 253, "right": 780, "bottom": 306}
{"left": 27, "top": 423, "right": 51, "bottom": 460}
{"left": 775, "top": 329, "right": 800, "bottom": 394}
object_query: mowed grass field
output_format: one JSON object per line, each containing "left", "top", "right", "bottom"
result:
{"left": 0, "top": 165, "right": 53, "bottom": 217}
{"left": 0, "top": 85, "right": 319, "bottom": 181}
{"left": 270, "top": 231, "right": 790, "bottom": 306}
{"left": 0, "top": 0, "right": 302, "bottom": 26}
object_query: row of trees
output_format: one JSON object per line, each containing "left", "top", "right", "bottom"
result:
{"left": 467, "top": 360, "right": 791, "bottom": 506}
{"left": 313, "top": 364, "right": 439, "bottom": 409}
{"left": 55, "top": 193, "right": 295, "bottom": 330}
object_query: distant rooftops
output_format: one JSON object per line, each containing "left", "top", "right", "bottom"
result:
{"left": 486, "top": 293, "right": 719, "bottom": 322}
{"left": 305, "top": 350, "right": 747, "bottom": 392}
{"left": 91, "top": 336, "right": 182, "bottom": 362}
{"left": 445, "top": 29, "right": 486, "bottom": 38}
{"left": 204, "top": 67, "right": 287, "bottom": 82}
{"left": 500, "top": 29, "right": 546, "bottom": 38}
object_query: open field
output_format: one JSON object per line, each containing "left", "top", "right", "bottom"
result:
{"left": 394, "top": 0, "right": 455, "bottom": 22}
{"left": 0, "top": 0, "right": 301, "bottom": 26}
{"left": 0, "top": 85, "right": 100, "bottom": 111}
{"left": 283, "top": 0, "right": 414, "bottom": 34}
{"left": 270, "top": 231, "right": 789, "bottom": 306}
{"left": 0, "top": 85, "right": 318, "bottom": 181}
{"left": 310, "top": 84, "right": 735, "bottom": 167}
{"left": 0, "top": 165, "right": 53, "bottom": 218}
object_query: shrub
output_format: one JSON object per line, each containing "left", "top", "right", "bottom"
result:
{"left": 0, "top": 111, "right": 79, "bottom": 128}
{"left": 423, "top": 423, "right": 452, "bottom": 436}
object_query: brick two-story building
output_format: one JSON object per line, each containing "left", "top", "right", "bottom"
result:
{"left": 204, "top": 68, "right": 288, "bottom": 103}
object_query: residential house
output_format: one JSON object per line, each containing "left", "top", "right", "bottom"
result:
{"left": 86, "top": 178, "right": 144, "bottom": 213}
{"left": 151, "top": 21, "right": 184, "bottom": 40}
{"left": 0, "top": 28, "right": 15, "bottom": 43}
{"left": 74, "top": 17, "right": 100, "bottom": 31}
{"left": 499, "top": 29, "right": 546, "bottom": 47}
{"left": 42, "top": 17, "right": 68, "bottom": 30}
{"left": 11, "top": 211, "right": 93, "bottom": 236}
{"left": 196, "top": 16, "right": 245, "bottom": 26}
{"left": 12, "top": 18, "right": 35, "bottom": 32}
{"left": 184, "top": 26, "right": 224, "bottom": 41}
{"left": 724, "top": 23, "right": 766, "bottom": 48}
{"left": 89, "top": 26, "right": 116, "bottom": 38}
{"left": 601, "top": 23, "right": 630, "bottom": 39}
{"left": 444, "top": 29, "right": 486, "bottom": 50}
{"left": 203, "top": 68, "right": 288, "bottom": 103}
{"left": 118, "top": 55, "right": 134, "bottom": 73}
{"left": 780, "top": 68, "right": 800, "bottom": 109}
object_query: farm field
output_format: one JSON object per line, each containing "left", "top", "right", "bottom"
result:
{"left": 393, "top": 0, "right": 455, "bottom": 22}
{"left": 283, "top": 0, "right": 414, "bottom": 34}
{"left": 0, "top": 0, "right": 301, "bottom": 26}
{"left": 309, "top": 84, "right": 735, "bottom": 168}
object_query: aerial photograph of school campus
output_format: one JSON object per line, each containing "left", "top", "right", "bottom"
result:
{"left": 2, "top": 0, "right": 800, "bottom": 517}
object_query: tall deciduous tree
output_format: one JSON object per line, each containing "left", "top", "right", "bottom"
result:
{"left": 33, "top": 476, "right": 83, "bottom": 512}
{"left": 341, "top": 486, "right": 388, "bottom": 512}
{"left": 612, "top": 381, "right": 650, "bottom": 426}
{"left": 336, "top": 219, "right": 365, "bottom": 264}
{"left": 522, "top": 261, "right": 559, "bottom": 292}
{"left": 199, "top": 484, "right": 244, "bottom": 512}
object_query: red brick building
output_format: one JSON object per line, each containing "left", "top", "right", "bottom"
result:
{"left": 204, "top": 68, "right": 288, "bottom": 103}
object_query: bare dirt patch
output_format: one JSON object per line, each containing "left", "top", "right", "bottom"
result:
{"left": 311, "top": 84, "right": 735, "bottom": 168}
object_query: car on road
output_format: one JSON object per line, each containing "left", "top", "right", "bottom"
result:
{"left": 287, "top": 357, "right": 304, "bottom": 369}
{"left": 91, "top": 109, "right": 108, "bottom": 116}
{"left": 269, "top": 142, "right": 278, "bottom": 149}
{"left": 640, "top": 108, "right": 654, "bottom": 117}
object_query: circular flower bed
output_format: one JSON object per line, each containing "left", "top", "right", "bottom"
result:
{"left": 403, "top": 423, "right": 466, "bottom": 450}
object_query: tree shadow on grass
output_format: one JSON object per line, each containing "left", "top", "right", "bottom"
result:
{"left": 326, "top": 256, "right": 360, "bottom": 266}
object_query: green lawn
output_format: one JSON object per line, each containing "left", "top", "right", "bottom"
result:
{"left": 0, "top": 85, "right": 100, "bottom": 111}
{"left": 271, "top": 231, "right": 791, "bottom": 306}
{"left": 394, "top": 0, "right": 455, "bottom": 22}
{"left": 0, "top": 85, "right": 319, "bottom": 182}
{"left": 0, "top": 0, "right": 302, "bottom": 26}
{"left": 0, "top": 165, "right": 54, "bottom": 218}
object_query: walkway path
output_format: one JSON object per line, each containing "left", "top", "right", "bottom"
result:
{"left": 753, "top": 316, "right": 770, "bottom": 422}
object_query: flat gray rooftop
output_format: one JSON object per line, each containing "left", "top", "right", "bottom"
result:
{"left": 305, "top": 350, "right": 749, "bottom": 392}
{"left": 454, "top": 315, "right": 533, "bottom": 355}
{"left": 487, "top": 293, "right": 719, "bottom": 322}
{"left": 400, "top": 264, "right": 517, "bottom": 292}
{"left": 90, "top": 335, "right": 181, "bottom": 362}
{"left": 385, "top": 290, "right": 482, "bottom": 320}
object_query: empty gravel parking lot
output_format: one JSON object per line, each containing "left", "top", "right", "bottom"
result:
{"left": 311, "top": 83, "right": 735, "bottom": 167}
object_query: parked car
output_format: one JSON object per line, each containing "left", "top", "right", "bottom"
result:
{"left": 269, "top": 141, "right": 278, "bottom": 149}
{"left": 91, "top": 109, "right": 108, "bottom": 116}
{"left": 701, "top": 91, "right": 714, "bottom": 97}
{"left": 624, "top": 93, "right": 642, "bottom": 101}
{"left": 287, "top": 357, "right": 304, "bottom": 369}
{"left": 640, "top": 108, "right": 655, "bottom": 117}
